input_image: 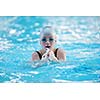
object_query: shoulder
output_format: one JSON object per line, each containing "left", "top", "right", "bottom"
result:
{"left": 57, "top": 48, "right": 66, "bottom": 54}
{"left": 57, "top": 48, "right": 66, "bottom": 61}
{"left": 32, "top": 51, "right": 40, "bottom": 61}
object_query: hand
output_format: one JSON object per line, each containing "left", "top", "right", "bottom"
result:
{"left": 48, "top": 51, "right": 58, "bottom": 61}
{"left": 41, "top": 48, "right": 50, "bottom": 61}
{"left": 41, "top": 48, "right": 58, "bottom": 62}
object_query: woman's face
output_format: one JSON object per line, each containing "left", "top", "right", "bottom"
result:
{"left": 40, "top": 33, "right": 56, "bottom": 50}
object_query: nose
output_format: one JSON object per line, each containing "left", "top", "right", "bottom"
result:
{"left": 45, "top": 39, "right": 50, "bottom": 43}
{"left": 45, "top": 40, "right": 50, "bottom": 44}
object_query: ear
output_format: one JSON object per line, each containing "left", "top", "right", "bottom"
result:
{"left": 54, "top": 35, "right": 57, "bottom": 43}
{"left": 55, "top": 38, "right": 57, "bottom": 42}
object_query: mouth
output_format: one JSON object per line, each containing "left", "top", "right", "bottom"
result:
{"left": 45, "top": 46, "right": 51, "bottom": 48}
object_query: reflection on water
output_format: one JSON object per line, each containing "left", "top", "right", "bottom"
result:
{"left": 0, "top": 16, "right": 100, "bottom": 83}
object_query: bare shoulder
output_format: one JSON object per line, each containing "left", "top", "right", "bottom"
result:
{"left": 57, "top": 48, "right": 66, "bottom": 61}
{"left": 32, "top": 52, "right": 40, "bottom": 61}
{"left": 58, "top": 48, "right": 66, "bottom": 53}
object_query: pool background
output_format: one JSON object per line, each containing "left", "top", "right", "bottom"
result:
{"left": 0, "top": 16, "right": 100, "bottom": 83}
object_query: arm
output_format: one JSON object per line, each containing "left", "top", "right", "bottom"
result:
{"left": 57, "top": 48, "right": 66, "bottom": 61}
{"left": 41, "top": 48, "right": 66, "bottom": 62}
{"left": 31, "top": 52, "right": 44, "bottom": 68}
{"left": 31, "top": 50, "right": 49, "bottom": 68}
{"left": 32, "top": 52, "right": 40, "bottom": 61}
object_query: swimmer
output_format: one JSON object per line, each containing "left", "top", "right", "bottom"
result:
{"left": 32, "top": 26, "right": 66, "bottom": 64}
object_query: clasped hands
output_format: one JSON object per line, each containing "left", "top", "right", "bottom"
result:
{"left": 41, "top": 48, "right": 58, "bottom": 62}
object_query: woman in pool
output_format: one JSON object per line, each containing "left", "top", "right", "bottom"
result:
{"left": 32, "top": 26, "right": 66, "bottom": 62}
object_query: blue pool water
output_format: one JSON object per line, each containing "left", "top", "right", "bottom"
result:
{"left": 0, "top": 16, "right": 100, "bottom": 83}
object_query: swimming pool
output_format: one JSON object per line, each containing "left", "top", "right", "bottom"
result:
{"left": 0, "top": 16, "right": 100, "bottom": 83}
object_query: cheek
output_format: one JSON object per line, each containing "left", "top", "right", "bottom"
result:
{"left": 40, "top": 42, "right": 45, "bottom": 47}
{"left": 49, "top": 42, "right": 55, "bottom": 47}
{"left": 52, "top": 41, "right": 56, "bottom": 45}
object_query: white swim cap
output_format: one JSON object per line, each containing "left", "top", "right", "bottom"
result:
{"left": 40, "top": 26, "right": 56, "bottom": 35}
